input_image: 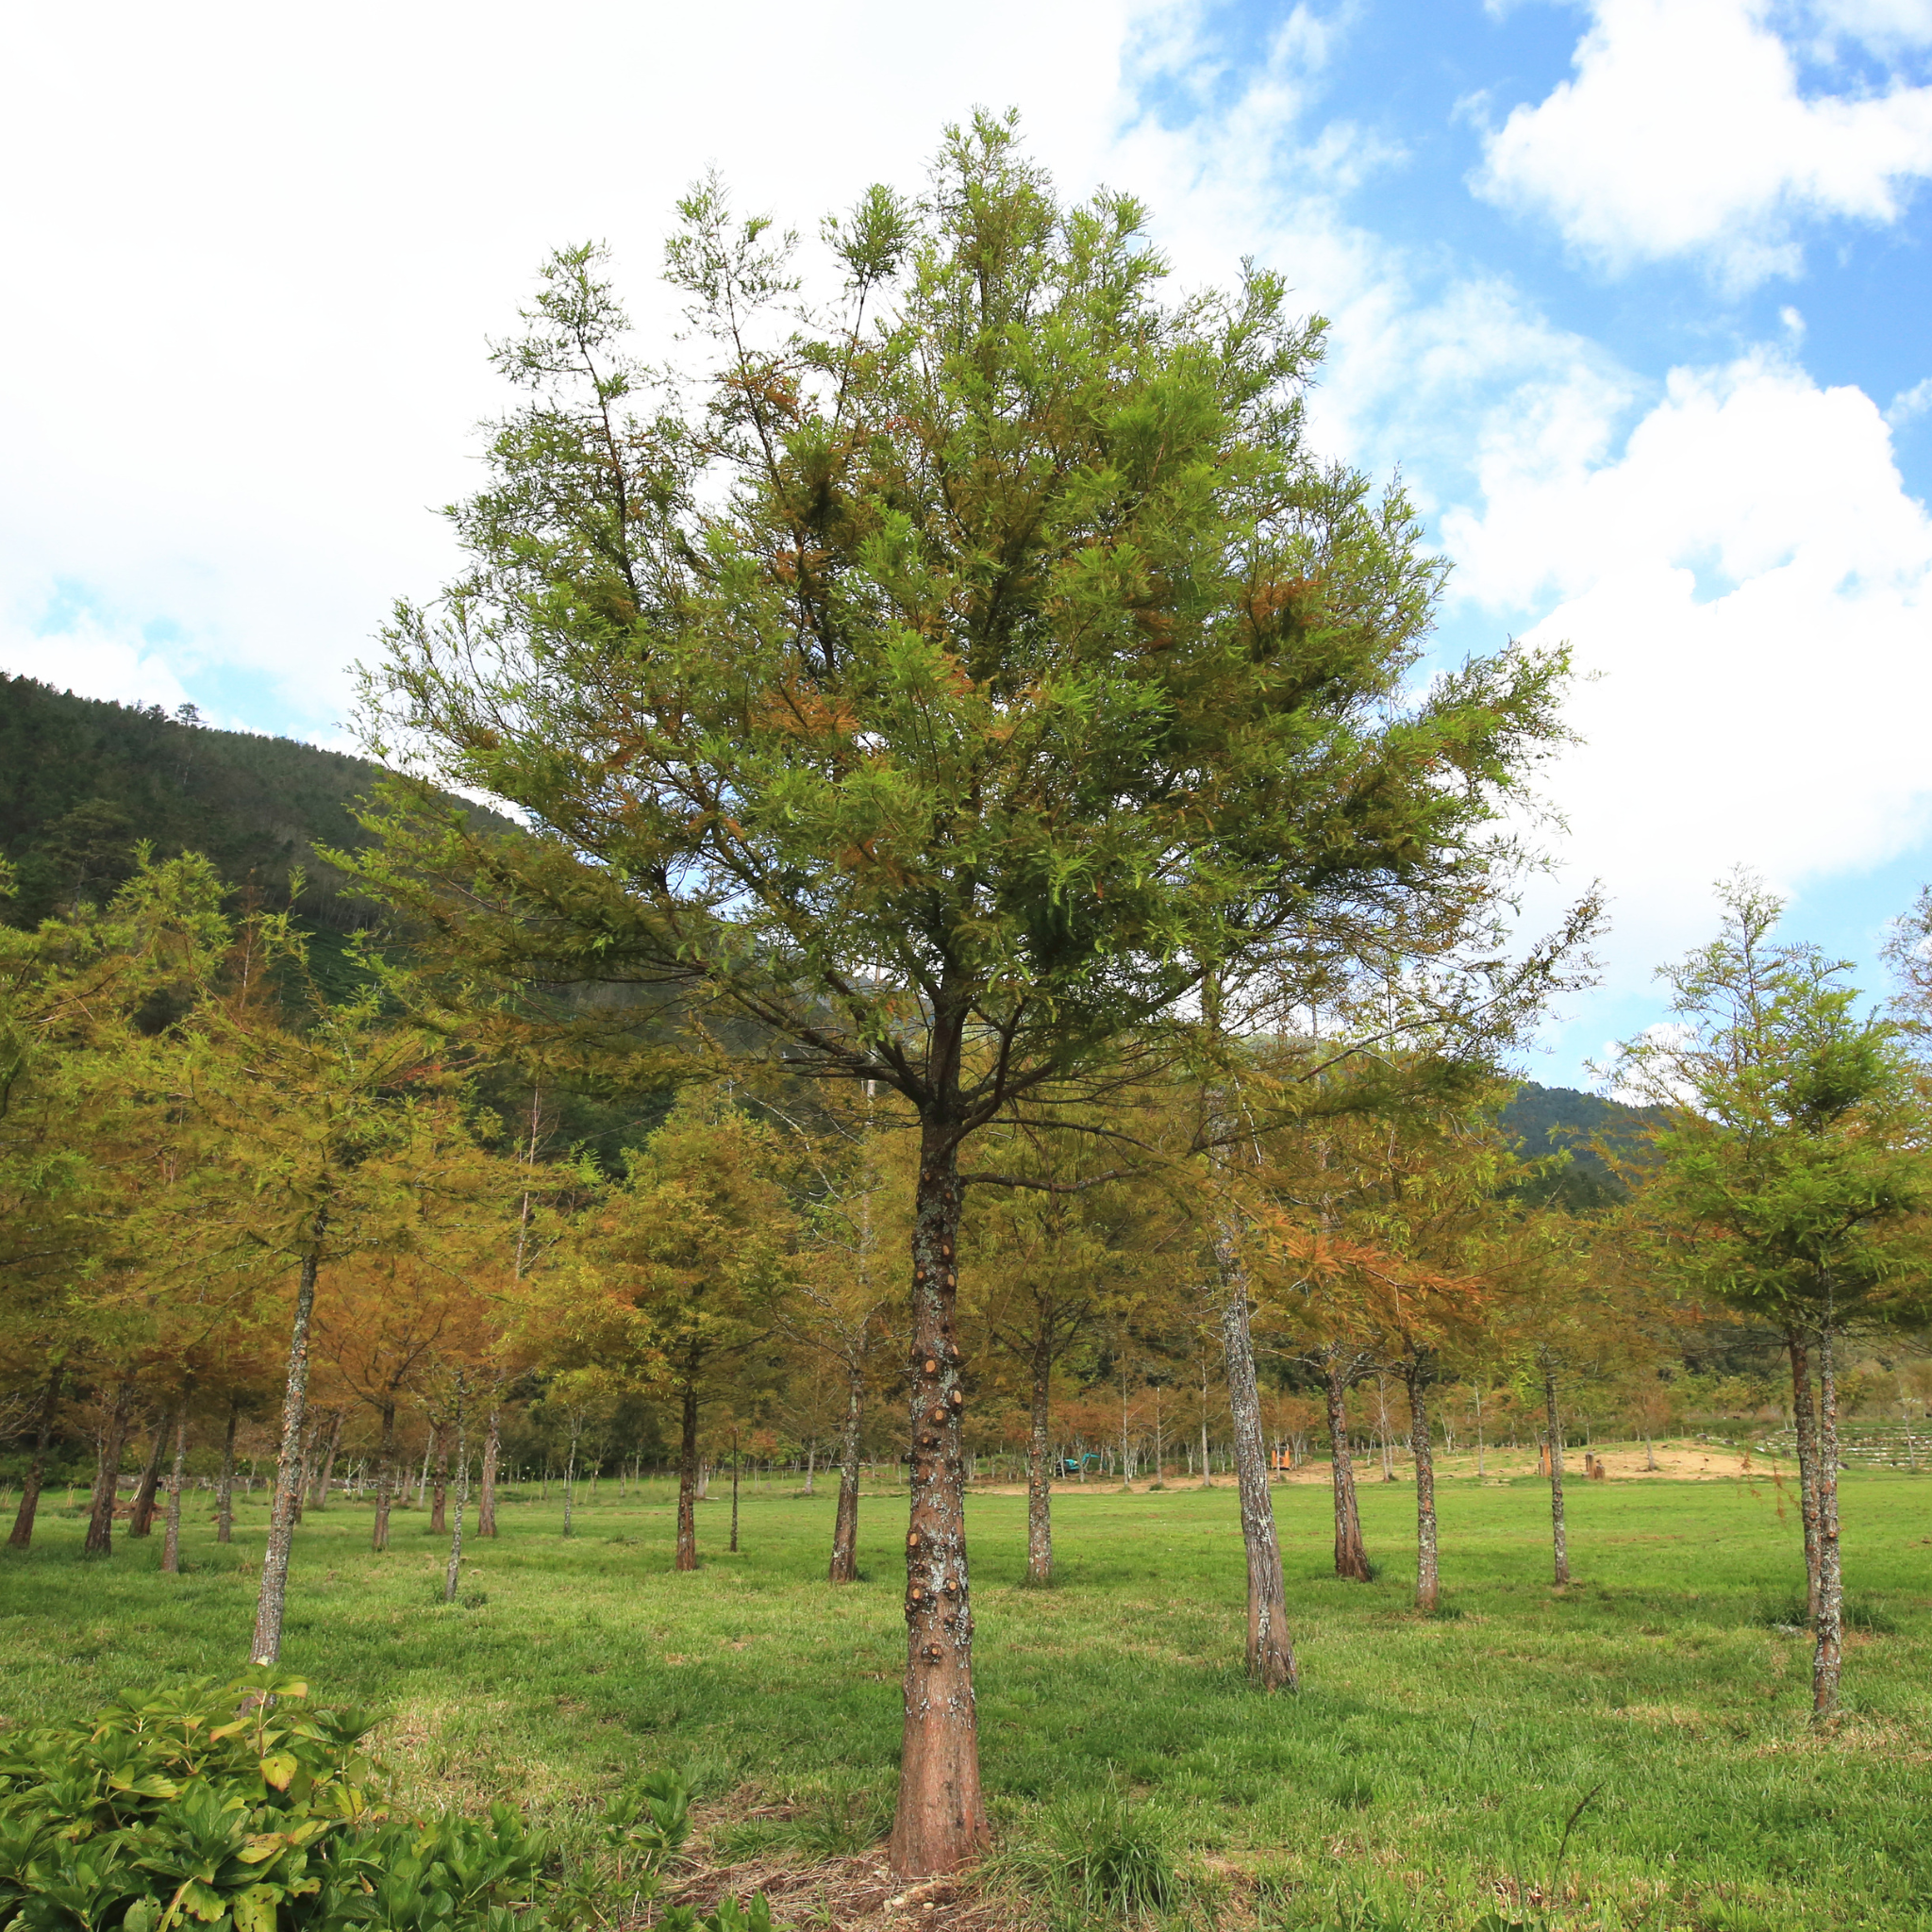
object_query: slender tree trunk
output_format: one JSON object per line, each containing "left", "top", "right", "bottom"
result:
{"left": 889, "top": 1118, "right": 989, "bottom": 1877}
{"left": 128, "top": 1415, "right": 170, "bottom": 1537}
{"left": 1474, "top": 1385, "right": 1486, "bottom": 1479}
{"left": 215, "top": 1393, "right": 239, "bottom": 1543}
{"left": 1324, "top": 1359, "right": 1371, "bottom": 1581}
{"left": 564, "top": 1432, "right": 578, "bottom": 1538}
{"left": 443, "top": 1377, "right": 467, "bottom": 1604}
{"left": 251, "top": 1241, "right": 322, "bottom": 1665}
{"left": 310, "top": 1408, "right": 343, "bottom": 1511}
{"left": 84, "top": 1382, "right": 135, "bottom": 1557}
{"left": 416, "top": 1429, "right": 434, "bottom": 1507}
{"left": 372, "top": 1401, "right": 398, "bottom": 1551}
{"left": 804, "top": 1440, "right": 816, "bottom": 1496}
{"left": 478, "top": 1407, "right": 500, "bottom": 1538}
{"left": 1024, "top": 1340, "right": 1053, "bottom": 1587}
{"left": 1219, "top": 1244, "right": 1297, "bottom": 1690}
{"left": 8, "top": 1366, "right": 63, "bottom": 1551}
{"left": 1787, "top": 1329, "right": 1823, "bottom": 1622}
{"left": 675, "top": 1388, "right": 699, "bottom": 1570}
{"left": 430, "top": 1425, "right": 448, "bottom": 1533}
{"left": 1407, "top": 1359, "right": 1439, "bottom": 1613}
{"left": 1541, "top": 1349, "right": 1570, "bottom": 1587}
{"left": 1812, "top": 1323, "right": 1844, "bottom": 1717}
{"left": 161, "top": 1407, "right": 189, "bottom": 1574}
{"left": 830, "top": 1355, "right": 865, "bottom": 1584}
{"left": 729, "top": 1428, "right": 740, "bottom": 1554}
{"left": 291, "top": 1419, "right": 316, "bottom": 1527}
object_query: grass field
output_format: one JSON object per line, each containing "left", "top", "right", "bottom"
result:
{"left": 1, "top": 1455, "right": 1928, "bottom": 1931}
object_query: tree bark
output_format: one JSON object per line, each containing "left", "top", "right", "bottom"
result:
{"left": 1407, "top": 1358, "right": 1439, "bottom": 1613}
{"left": 161, "top": 1406, "right": 189, "bottom": 1574}
{"left": 251, "top": 1241, "right": 321, "bottom": 1664}
{"left": 430, "top": 1423, "right": 448, "bottom": 1533}
{"left": 1218, "top": 1242, "right": 1297, "bottom": 1691}
{"left": 830, "top": 1356, "right": 866, "bottom": 1583}
{"left": 215, "top": 1393, "right": 240, "bottom": 1543}
{"left": 310, "top": 1408, "right": 343, "bottom": 1511}
{"left": 675, "top": 1387, "right": 698, "bottom": 1570}
{"left": 1324, "top": 1357, "right": 1371, "bottom": 1581}
{"left": 443, "top": 1376, "right": 467, "bottom": 1604}
{"left": 1541, "top": 1349, "right": 1570, "bottom": 1587}
{"left": 84, "top": 1382, "right": 134, "bottom": 1557}
{"left": 729, "top": 1429, "right": 741, "bottom": 1554}
{"left": 478, "top": 1406, "right": 500, "bottom": 1538}
{"left": 372, "top": 1400, "right": 398, "bottom": 1551}
{"left": 128, "top": 1413, "right": 170, "bottom": 1537}
{"left": 1024, "top": 1338, "right": 1053, "bottom": 1587}
{"left": 889, "top": 1120, "right": 989, "bottom": 1878}
{"left": 1787, "top": 1329, "right": 1823, "bottom": 1622}
{"left": 8, "top": 1365, "right": 63, "bottom": 1551}
{"left": 1811, "top": 1323, "right": 1844, "bottom": 1717}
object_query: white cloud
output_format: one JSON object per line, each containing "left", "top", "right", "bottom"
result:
{"left": 1472, "top": 0, "right": 1932, "bottom": 287}
{"left": 1890, "top": 375, "right": 1932, "bottom": 423}
{"left": 0, "top": 0, "right": 1152, "bottom": 737}
{"left": 0, "top": 603, "right": 192, "bottom": 718}
{"left": 1445, "top": 350, "right": 1932, "bottom": 975}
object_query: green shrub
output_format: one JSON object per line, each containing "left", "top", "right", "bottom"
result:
{"left": 0, "top": 1674, "right": 777, "bottom": 1932}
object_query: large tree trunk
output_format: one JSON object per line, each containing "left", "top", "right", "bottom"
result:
{"left": 8, "top": 1366, "right": 63, "bottom": 1551}
{"left": 1541, "top": 1349, "right": 1570, "bottom": 1587}
{"left": 1218, "top": 1239, "right": 1297, "bottom": 1691}
{"left": 1407, "top": 1358, "right": 1439, "bottom": 1613}
{"left": 215, "top": 1393, "right": 239, "bottom": 1543}
{"left": 84, "top": 1382, "right": 134, "bottom": 1557}
{"left": 372, "top": 1400, "right": 398, "bottom": 1552}
{"left": 127, "top": 1413, "right": 170, "bottom": 1537}
{"left": 250, "top": 1241, "right": 321, "bottom": 1665}
{"left": 1787, "top": 1329, "right": 1823, "bottom": 1621}
{"left": 1324, "top": 1358, "right": 1371, "bottom": 1581}
{"left": 889, "top": 1119, "right": 989, "bottom": 1877}
{"left": 1024, "top": 1339, "right": 1053, "bottom": 1588}
{"left": 675, "top": 1387, "right": 699, "bottom": 1571}
{"left": 478, "top": 1407, "right": 500, "bottom": 1538}
{"left": 830, "top": 1356, "right": 866, "bottom": 1583}
{"left": 161, "top": 1406, "right": 189, "bottom": 1574}
{"left": 310, "top": 1408, "right": 343, "bottom": 1511}
{"left": 1811, "top": 1323, "right": 1844, "bottom": 1717}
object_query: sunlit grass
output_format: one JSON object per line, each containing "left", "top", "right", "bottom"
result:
{"left": 2, "top": 1457, "right": 1928, "bottom": 1929}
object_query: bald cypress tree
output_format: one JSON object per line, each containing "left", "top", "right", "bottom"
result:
{"left": 354, "top": 116, "right": 1571, "bottom": 1873}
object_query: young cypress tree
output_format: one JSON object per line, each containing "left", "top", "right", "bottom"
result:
{"left": 353, "top": 117, "right": 1572, "bottom": 1872}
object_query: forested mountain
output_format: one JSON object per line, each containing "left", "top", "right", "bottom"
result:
{"left": 0, "top": 675, "right": 514, "bottom": 936}
{"left": 1499, "top": 1079, "right": 1668, "bottom": 1206}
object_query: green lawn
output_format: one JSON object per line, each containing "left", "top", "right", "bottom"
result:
{"left": 2, "top": 1461, "right": 1928, "bottom": 1931}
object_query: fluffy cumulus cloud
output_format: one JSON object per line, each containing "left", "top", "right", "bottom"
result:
{"left": 1473, "top": 0, "right": 1932, "bottom": 285}
{"left": 1444, "top": 349, "right": 1932, "bottom": 974}
{"left": 0, "top": 0, "right": 1151, "bottom": 737}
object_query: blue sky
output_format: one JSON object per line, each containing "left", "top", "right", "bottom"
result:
{"left": 4, "top": 0, "right": 1930, "bottom": 1083}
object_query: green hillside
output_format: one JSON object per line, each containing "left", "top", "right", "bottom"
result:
{"left": 1500, "top": 1078, "right": 1667, "bottom": 1207}
{"left": 0, "top": 675, "right": 513, "bottom": 935}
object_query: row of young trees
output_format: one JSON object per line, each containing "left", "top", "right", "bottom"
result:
{"left": 5, "top": 118, "right": 1928, "bottom": 1879}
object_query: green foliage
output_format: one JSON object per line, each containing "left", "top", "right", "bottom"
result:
{"left": 0, "top": 1668, "right": 549, "bottom": 1932}
{"left": 0, "top": 1670, "right": 778, "bottom": 1932}
{"left": 1610, "top": 874, "right": 1931, "bottom": 1334}
{"left": 356, "top": 112, "right": 1571, "bottom": 1141}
